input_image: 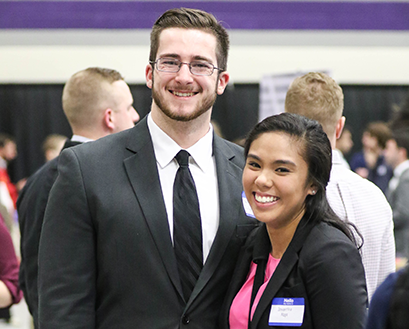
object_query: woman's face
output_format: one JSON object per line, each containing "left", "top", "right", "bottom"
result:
{"left": 242, "top": 131, "right": 315, "bottom": 231}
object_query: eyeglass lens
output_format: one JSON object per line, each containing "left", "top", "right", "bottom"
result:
{"left": 156, "top": 58, "right": 214, "bottom": 76}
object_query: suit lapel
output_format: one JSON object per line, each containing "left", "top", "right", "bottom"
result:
{"left": 123, "top": 118, "right": 183, "bottom": 298}
{"left": 187, "top": 135, "right": 244, "bottom": 305}
{"left": 251, "top": 218, "right": 315, "bottom": 328}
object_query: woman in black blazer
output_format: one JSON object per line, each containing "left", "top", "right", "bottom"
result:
{"left": 220, "top": 113, "right": 367, "bottom": 329}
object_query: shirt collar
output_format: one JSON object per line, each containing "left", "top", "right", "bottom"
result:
{"left": 332, "top": 149, "right": 343, "bottom": 165}
{"left": 147, "top": 113, "right": 214, "bottom": 171}
{"left": 71, "top": 135, "right": 94, "bottom": 143}
{"left": 394, "top": 159, "right": 409, "bottom": 179}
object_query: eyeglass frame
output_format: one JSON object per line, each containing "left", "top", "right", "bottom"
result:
{"left": 149, "top": 57, "right": 224, "bottom": 76}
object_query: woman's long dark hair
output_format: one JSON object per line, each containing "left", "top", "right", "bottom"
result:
{"left": 244, "top": 113, "right": 362, "bottom": 247}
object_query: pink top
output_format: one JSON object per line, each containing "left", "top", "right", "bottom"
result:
{"left": 229, "top": 254, "right": 280, "bottom": 329}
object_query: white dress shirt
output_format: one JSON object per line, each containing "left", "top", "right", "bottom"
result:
{"left": 327, "top": 149, "right": 396, "bottom": 301}
{"left": 147, "top": 114, "right": 219, "bottom": 263}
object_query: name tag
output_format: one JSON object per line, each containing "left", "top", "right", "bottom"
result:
{"left": 269, "top": 298, "right": 305, "bottom": 327}
{"left": 242, "top": 191, "right": 255, "bottom": 218}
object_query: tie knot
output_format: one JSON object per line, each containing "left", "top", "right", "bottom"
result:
{"left": 175, "top": 150, "right": 190, "bottom": 168}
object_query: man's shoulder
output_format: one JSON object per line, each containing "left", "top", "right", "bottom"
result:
{"left": 330, "top": 165, "right": 385, "bottom": 196}
{"left": 395, "top": 168, "right": 409, "bottom": 196}
{"left": 328, "top": 164, "right": 392, "bottom": 222}
{"left": 68, "top": 126, "right": 141, "bottom": 159}
{"left": 400, "top": 167, "right": 409, "bottom": 181}
{"left": 18, "top": 158, "right": 59, "bottom": 207}
{"left": 213, "top": 135, "right": 245, "bottom": 161}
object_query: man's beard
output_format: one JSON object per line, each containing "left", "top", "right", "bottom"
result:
{"left": 151, "top": 74, "right": 218, "bottom": 122}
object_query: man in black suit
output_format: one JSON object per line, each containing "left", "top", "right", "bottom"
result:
{"left": 38, "top": 8, "right": 257, "bottom": 329}
{"left": 17, "top": 67, "right": 139, "bottom": 328}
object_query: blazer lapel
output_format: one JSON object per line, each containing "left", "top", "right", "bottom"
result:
{"left": 123, "top": 118, "right": 183, "bottom": 298}
{"left": 187, "top": 135, "right": 245, "bottom": 305}
{"left": 251, "top": 218, "right": 315, "bottom": 328}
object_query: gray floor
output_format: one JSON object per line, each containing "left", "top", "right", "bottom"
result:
{"left": 0, "top": 299, "right": 32, "bottom": 329}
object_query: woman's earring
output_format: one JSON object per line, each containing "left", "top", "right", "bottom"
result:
{"left": 311, "top": 190, "right": 316, "bottom": 195}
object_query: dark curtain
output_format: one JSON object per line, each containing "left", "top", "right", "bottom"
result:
{"left": 342, "top": 85, "right": 409, "bottom": 161}
{"left": 0, "top": 84, "right": 71, "bottom": 182}
{"left": 0, "top": 83, "right": 408, "bottom": 183}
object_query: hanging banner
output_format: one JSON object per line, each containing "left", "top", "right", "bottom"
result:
{"left": 258, "top": 70, "right": 332, "bottom": 122}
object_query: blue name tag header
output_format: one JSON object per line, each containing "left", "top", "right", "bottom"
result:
{"left": 272, "top": 298, "right": 305, "bottom": 306}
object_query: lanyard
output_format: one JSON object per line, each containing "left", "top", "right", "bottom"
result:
{"left": 248, "top": 258, "right": 268, "bottom": 329}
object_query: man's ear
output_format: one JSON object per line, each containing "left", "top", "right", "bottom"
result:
{"left": 146, "top": 64, "right": 153, "bottom": 89}
{"left": 104, "top": 108, "right": 115, "bottom": 131}
{"left": 216, "top": 71, "right": 229, "bottom": 95}
{"left": 335, "top": 116, "right": 346, "bottom": 140}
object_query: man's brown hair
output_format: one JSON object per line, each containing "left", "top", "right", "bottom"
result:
{"left": 149, "top": 8, "right": 229, "bottom": 71}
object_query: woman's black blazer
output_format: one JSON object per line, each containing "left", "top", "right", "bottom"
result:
{"left": 220, "top": 217, "right": 368, "bottom": 329}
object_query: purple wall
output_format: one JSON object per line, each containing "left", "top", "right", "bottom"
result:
{"left": 1, "top": 1, "right": 408, "bottom": 30}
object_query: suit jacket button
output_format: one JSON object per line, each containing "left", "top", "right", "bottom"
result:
{"left": 182, "top": 315, "right": 190, "bottom": 325}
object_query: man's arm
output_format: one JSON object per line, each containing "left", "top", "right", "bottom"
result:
{"left": 391, "top": 177, "right": 409, "bottom": 231}
{"left": 379, "top": 209, "right": 396, "bottom": 286}
{"left": 38, "top": 148, "right": 96, "bottom": 329}
{"left": 17, "top": 159, "right": 59, "bottom": 322}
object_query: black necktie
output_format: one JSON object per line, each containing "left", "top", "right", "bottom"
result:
{"left": 173, "top": 150, "right": 203, "bottom": 301}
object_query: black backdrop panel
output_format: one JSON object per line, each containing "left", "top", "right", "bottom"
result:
{"left": 0, "top": 83, "right": 408, "bottom": 182}
{"left": 0, "top": 84, "right": 72, "bottom": 182}
{"left": 342, "top": 85, "right": 409, "bottom": 161}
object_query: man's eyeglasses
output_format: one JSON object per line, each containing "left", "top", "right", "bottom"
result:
{"left": 150, "top": 58, "right": 223, "bottom": 76}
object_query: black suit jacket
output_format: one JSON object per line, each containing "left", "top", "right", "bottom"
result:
{"left": 38, "top": 118, "right": 258, "bottom": 329}
{"left": 220, "top": 218, "right": 368, "bottom": 329}
{"left": 17, "top": 140, "right": 81, "bottom": 327}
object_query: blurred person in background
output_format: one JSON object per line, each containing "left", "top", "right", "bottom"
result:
{"left": 0, "top": 215, "right": 22, "bottom": 322}
{"left": 17, "top": 67, "right": 139, "bottom": 328}
{"left": 335, "top": 125, "right": 354, "bottom": 168}
{"left": 365, "top": 263, "right": 409, "bottom": 329}
{"left": 384, "top": 127, "right": 409, "bottom": 268}
{"left": 365, "top": 95, "right": 409, "bottom": 329}
{"left": 0, "top": 134, "right": 18, "bottom": 233}
{"left": 41, "top": 134, "right": 67, "bottom": 162}
{"left": 350, "top": 122, "right": 393, "bottom": 194}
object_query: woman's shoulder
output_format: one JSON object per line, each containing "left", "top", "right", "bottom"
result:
{"left": 302, "top": 221, "right": 358, "bottom": 255}
{"left": 296, "top": 221, "right": 364, "bottom": 289}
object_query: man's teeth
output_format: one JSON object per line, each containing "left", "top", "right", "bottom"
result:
{"left": 255, "top": 195, "right": 277, "bottom": 203}
{"left": 173, "top": 91, "right": 194, "bottom": 97}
